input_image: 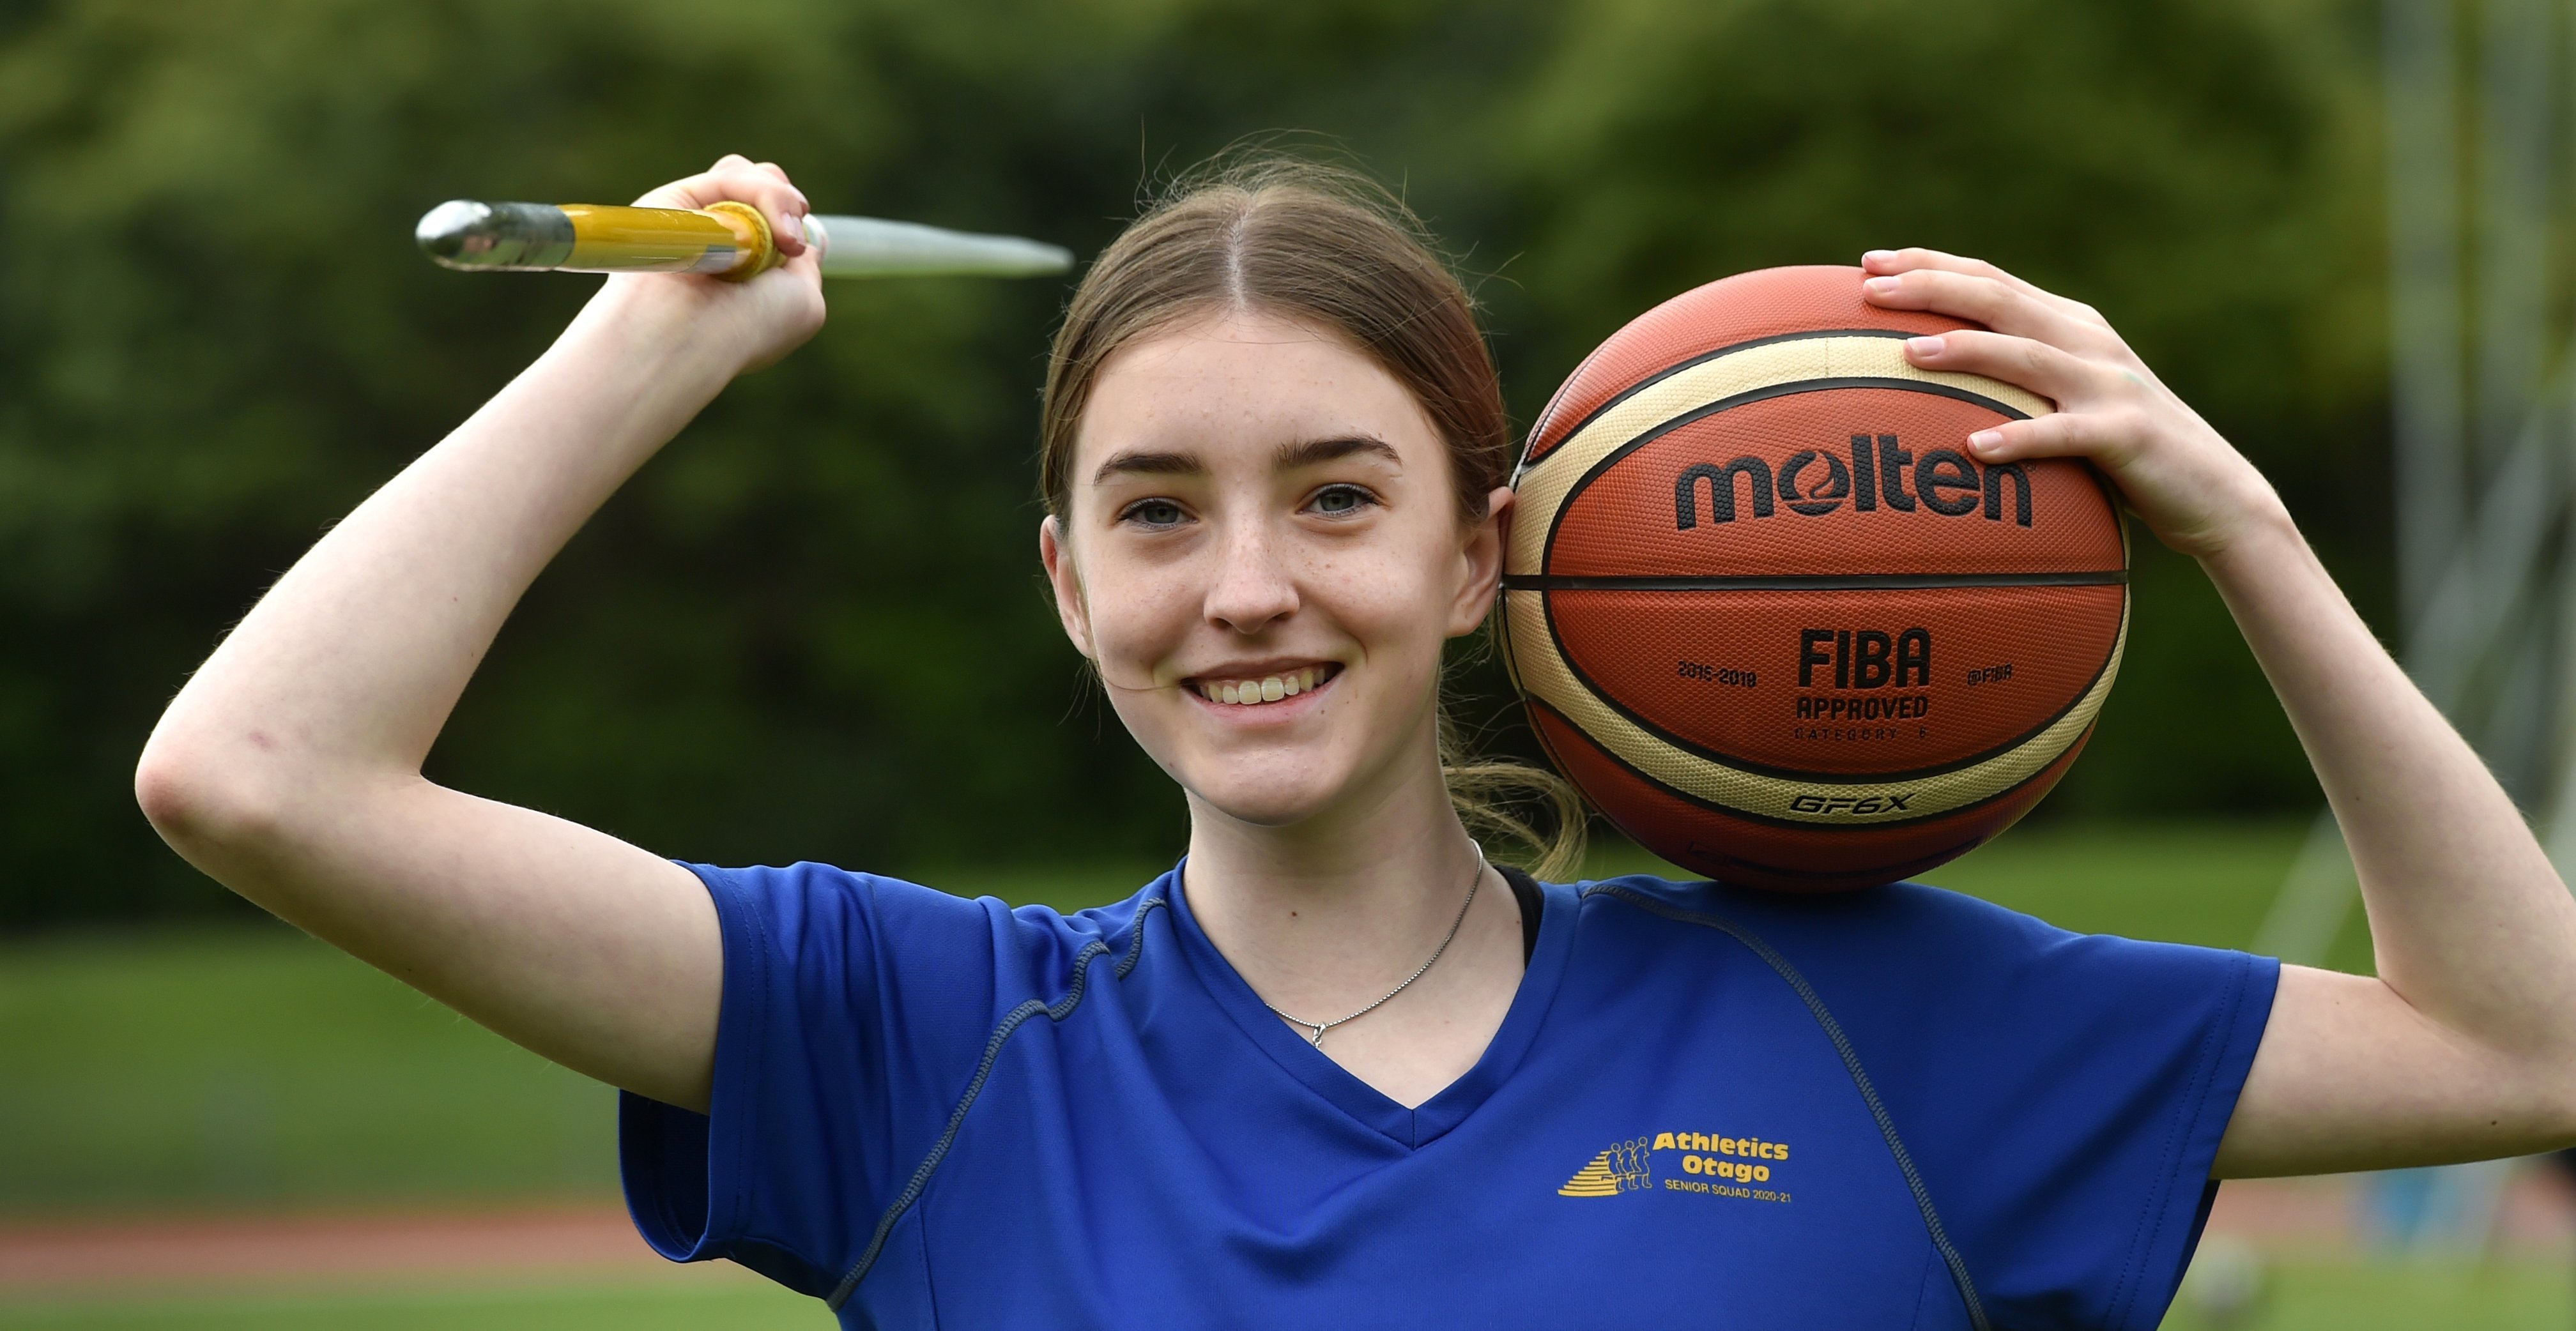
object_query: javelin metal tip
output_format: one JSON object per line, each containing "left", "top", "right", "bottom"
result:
{"left": 415, "top": 199, "right": 489, "bottom": 257}
{"left": 415, "top": 201, "right": 574, "bottom": 271}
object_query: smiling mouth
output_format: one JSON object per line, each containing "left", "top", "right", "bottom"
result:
{"left": 1191, "top": 664, "right": 1341, "bottom": 707}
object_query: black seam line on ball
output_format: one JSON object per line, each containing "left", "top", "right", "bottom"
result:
{"left": 1524, "top": 578, "right": 2126, "bottom": 784}
{"left": 1534, "top": 376, "right": 2035, "bottom": 571}
{"left": 1519, "top": 328, "right": 1917, "bottom": 477}
{"left": 1579, "top": 884, "right": 1992, "bottom": 1331}
{"left": 1501, "top": 570, "right": 2127, "bottom": 591}
{"left": 827, "top": 897, "right": 1168, "bottom": 1311}
{"left": 1522, "top": 695, "right": 2092, "bottom": 833}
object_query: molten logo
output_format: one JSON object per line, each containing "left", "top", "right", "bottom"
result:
{"left": 1675, "top": 434, "right": 2032, "bottom": 529}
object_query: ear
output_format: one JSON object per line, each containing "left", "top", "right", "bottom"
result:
{"left": 1447, "top": 485, "right": 1515, "bottom": 637}
{"left": 1039, "top": 515, "right": 1097, "bottom": 659}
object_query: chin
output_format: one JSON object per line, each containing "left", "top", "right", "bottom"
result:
{"left": 1180, "top": 758, "right": 1354, "bottom": 828}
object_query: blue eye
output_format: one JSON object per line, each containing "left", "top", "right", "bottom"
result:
{"left": 1121, "top": 499, "right": 1188, "bottom": 528}
{"left": 1309, "top": 485, "right": 1376, "bottom": 517}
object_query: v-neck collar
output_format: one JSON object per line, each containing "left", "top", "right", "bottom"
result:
{"left": 1164, "top": 858, "right": 1575, "bottom": 1148}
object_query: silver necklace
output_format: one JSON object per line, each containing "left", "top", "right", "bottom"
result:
{"left": 1262, "top": 844, "right": 1487, "bottom": 1049}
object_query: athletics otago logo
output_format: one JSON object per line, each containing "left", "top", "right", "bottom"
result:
{"left": 1558, "top": 1129, "right": 1791, "bottom": 1200}
{"left": 1557, "top": 1136, "right": 1656, "bottom": 1197}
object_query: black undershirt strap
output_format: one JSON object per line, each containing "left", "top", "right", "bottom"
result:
{"left": 1496, "top": 864, "right": 1542, "bottom": 965}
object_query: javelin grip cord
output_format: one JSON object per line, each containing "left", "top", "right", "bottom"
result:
{"left": 415, "top": 200, "right": 1073, "bottom": 280}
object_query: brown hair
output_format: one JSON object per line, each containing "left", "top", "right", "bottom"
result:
{"left": 1039, "top": 153, "right": 1587, "bottom": 879}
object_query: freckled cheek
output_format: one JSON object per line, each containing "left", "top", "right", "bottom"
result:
{"left": 1080, "top": 566, "right": 1204, "bottom": 685}
{"left": 1311, "top": 565, "right": 1445, "bottom": 665}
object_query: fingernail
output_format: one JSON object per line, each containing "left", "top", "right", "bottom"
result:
{"left": 1864, "top": 249, "right": 1897, "bottom": 265}
{"left": 1864, "top": 276, "right": 1901, "bottom": 295}
{"left": 1905, "top": 335, "right": 1944, "bottom": 357}
{"left": 1969, "top": 429, "right": 2004, "bottom": 453}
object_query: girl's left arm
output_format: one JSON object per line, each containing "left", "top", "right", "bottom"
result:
{"left": 1862, "top": 248, "right": 2576, "bottom": 1177}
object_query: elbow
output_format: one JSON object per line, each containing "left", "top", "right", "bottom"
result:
{"left": 134, "top": 729, "right": 291, "bottom": 867}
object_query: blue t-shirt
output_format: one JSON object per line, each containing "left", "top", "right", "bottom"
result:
{"left": 622, "top": 864, "right": 2275, "bottom": 1330}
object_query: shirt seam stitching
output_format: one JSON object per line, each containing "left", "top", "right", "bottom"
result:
{"left": 1583, "top": 883, "right": 1992, "bottom": 1331}
{"left": 824, "top": 896, "right": 1167, "bottom": 1311}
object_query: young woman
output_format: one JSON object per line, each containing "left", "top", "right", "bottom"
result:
{"left": 138, "top": 153, "right": 2576, "bottom": 1329}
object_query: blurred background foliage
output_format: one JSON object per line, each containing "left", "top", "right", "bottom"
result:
{"left": 0, "top": 0, "right": 2384, "bottom": 929}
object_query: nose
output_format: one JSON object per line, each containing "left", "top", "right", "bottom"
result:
{"left": 1204, "top": 519, "right": 1299, "bottom": 635}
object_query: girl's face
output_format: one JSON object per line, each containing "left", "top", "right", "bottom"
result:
{"left": 1041, "top": 308, "right": 1509, "bottom": 831}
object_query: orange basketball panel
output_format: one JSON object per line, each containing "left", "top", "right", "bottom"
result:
{"left": 1544, "top": 390, "right": 2123, "bottom": 579}
{"left": 1524, "top": 266, "right": 1971, "bottom": 467}
{"left": 1544, "top": 585, "right": 2125, "bottom": 777}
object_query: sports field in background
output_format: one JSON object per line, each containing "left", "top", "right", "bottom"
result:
{"left": 3, "top": 819, "right": 2566, "bottom": 1328}
{"left": 0, "top": 1256, "right": 2568, "bottom": 1330}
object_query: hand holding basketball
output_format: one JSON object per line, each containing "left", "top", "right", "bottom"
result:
{"left": 1861, "top": 248, "right": 2286, "bottom": 560}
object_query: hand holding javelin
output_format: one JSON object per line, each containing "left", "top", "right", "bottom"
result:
{"left": 585, "top": 155, "right": 829, "bottom": 377}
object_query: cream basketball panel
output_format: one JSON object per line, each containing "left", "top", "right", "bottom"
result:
{"left": 1503, "top": 587, "right": 2127, "bottom": 825}
{"left": 1507, "top": 335, "right": 2053, "bottom": 578}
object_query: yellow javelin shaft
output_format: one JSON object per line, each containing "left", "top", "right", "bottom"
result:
{"left": 415, "top": 200, "right": 1072, "bottom": 280}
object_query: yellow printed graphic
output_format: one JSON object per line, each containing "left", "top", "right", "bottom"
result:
{"left": 1558, "top": 1136, "right": 1655, "bottom": 1197}
{"left": 1560, "top": 1130, "right": 1795, "bottom": 1201}
{"left": 1558, "top": 1152, "right": 1623, "bottom": 1198}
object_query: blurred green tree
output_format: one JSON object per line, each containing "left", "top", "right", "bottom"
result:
{"left": 0, "top": 0, "right": 2377, "bottom": 926}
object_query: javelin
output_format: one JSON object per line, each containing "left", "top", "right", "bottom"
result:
{"left": 415, "top": 199, "right": 1073, "bottom": 280}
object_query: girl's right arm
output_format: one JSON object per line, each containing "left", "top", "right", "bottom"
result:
{"left": 134, "top": 157, "right": 823, "bottom": 1114}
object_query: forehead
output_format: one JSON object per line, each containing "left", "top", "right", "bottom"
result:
{"left": 1075, "top": 309, "right": 1441, "bottom": 473}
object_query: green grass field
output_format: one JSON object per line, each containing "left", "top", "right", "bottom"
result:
{"left": 10, "top": 821, "right": 2557, "bottom": 1330}
{"left": 0, "top": 1258, "right": 2565, "bottom": 1330}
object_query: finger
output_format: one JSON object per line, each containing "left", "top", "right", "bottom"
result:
{"left": 1900, "top": 328, "right": 2108, "bottom": 406}
{"left": 755, "top": 164, "right": 811, "bottom": 254}
{"left": 1863, "top": 247, "right": 2110, "bottom": 331}
{"left": 707, "top": 162, "right": 807, "bottom": 255}
{"left": 751, "top": 160, "right": 812, "bottom": 216}
{"left": 630, "top": 167, "right": 719, "bottom": 210}
{"left": 1958, "top": 411, "right": 2138, "bottom": 468}
{"left": 1866, "top": 268, "right": 2106, "bottom": 351}
{"left": 668, "top": 162, "right": 809, "bottom": 257}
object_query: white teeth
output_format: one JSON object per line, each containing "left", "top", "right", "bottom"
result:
{"left": 1199, "top": 666, "right": 1327, "bottom": 706}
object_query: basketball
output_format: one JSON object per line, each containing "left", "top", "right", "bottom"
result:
{"left": 1501, "top": 265, "right": 2128, "bottom": 892}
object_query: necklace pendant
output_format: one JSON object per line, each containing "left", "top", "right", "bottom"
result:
{"left": 1305, "top": 1023, "right": 1328, "bottom": 1047}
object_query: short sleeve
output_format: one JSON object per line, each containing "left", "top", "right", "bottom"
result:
{"left": 619, "top": 862, "right": 1009, "bottom": 1297}
{"left": 1761, "top": 885, "right": 2277, "bottom": 1331}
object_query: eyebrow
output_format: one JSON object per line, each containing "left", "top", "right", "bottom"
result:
{"left": 1275, "top": 434, "right": 1401, "bottom": 471}
{"left": 1088, "top": 434, "right": 1401, "bottom": 486}
{"left": 1090, "top": 449, "right": 1202, "bottom": 484}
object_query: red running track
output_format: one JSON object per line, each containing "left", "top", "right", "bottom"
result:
{"left": 0, "top": 1203, "right": 694, "bottom": 1292}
